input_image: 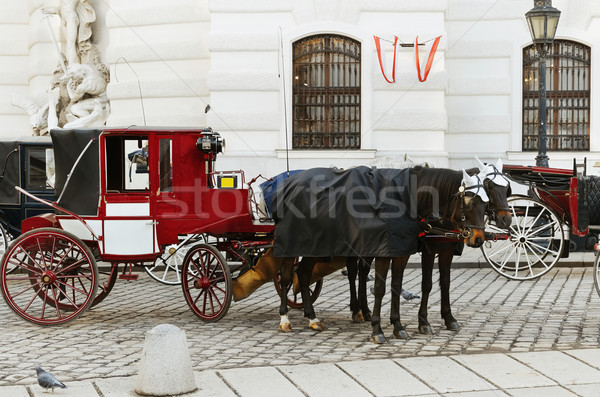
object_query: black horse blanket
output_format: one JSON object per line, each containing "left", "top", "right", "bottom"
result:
{"left": 271, "top": 166, "right": 420, "bottom": 257}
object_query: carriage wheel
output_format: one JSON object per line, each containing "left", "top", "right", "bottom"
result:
{"left": 0, "top": 228, "right": 97, "bottom": 325}
{"left": 273, "top": 272, "right": 323, "bottom": 310}
{"left": 144, "top": 243, "right": 189, "bottom": 285}
{"left": 90, "top": 262, "right": 118, "bottom": 307}
{"left": 593, "top": 250, "right": 600, "bottom": 298}
{"left": 481, "top": 196, "right": 564, "bottom": 280}
{"left": 181, "top": 243, "right": 232, "bottom": 322}
{"left": 0, "top": 223, "right": 13, "bottom": 273}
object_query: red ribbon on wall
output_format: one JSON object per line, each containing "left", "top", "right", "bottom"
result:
{"left": 415, "top": 35, "right": 441, "bottom": 82}
{"left": 374, "top": 35, "right": 398, "bottom": 83}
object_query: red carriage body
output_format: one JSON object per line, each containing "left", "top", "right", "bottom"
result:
{"left": 2, "top": 127, "right": 275, "bottom": 325}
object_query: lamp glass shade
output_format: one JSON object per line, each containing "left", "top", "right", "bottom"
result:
{"left": 526, "top": 4, "right": 561, "bottom": 45}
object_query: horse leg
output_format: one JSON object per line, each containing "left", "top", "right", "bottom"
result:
{"left": 390, "top": 257, "right": 409, "bottom": 339}
{"left": 346, "top": 257, "right": 362, "bottom": 322}
{"left": 439, "top": 247, "right": 460, "bottom": 331}
{"left": 296, "top": 258, "right": 324, "bottom": 331}
{"left": 279, "top": 257, "right": 295, "bottom": 332}
{"left": 371, "top": 258, "right": 390, "bottom": 344}
{"left": 418, "top": 250, "right": 435, "bottom": 334}
{"left": 357, "top": 257, "right": 372, "bottom": 321}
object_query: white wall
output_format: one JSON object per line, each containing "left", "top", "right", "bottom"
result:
{"left": 105, "top": 0, "right": 210, "bottom": 127}
{"left": 0, "top": 1, "right": 30, "bottom": 136}
{"left": 209, "top": 0, "right": 448, "bottom": 178}
{"left": 0, "top": 0, "right": 598, "bottom": 174}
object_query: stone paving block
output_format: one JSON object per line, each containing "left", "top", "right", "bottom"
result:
{"left": 194, "top": 370, "right": 237, "bottom": 397}
{"left": 95, "top": 377, "right": 138, "bottom": 396}
{"left": 278, "top": 363, "right": 371, "bottom": 397}
{"left": 337, "top": 359, "right": 435, "bottom": 396}
{"left": 444, "top": 391, "right": 509, "bottom": 396}
{"left": 510, "top": 351, "right": 600, "bottom": 385}
{"left": 565, "top": 349, "right": 600, "bottom": 369}
{"left": 0, "top": 385, "right": 30, "bottom": 397}
{"left": 566, "top": 383, "right": 600, "bottom": 397}
{"left": 395, "top": 356, "right": 495, "bottom": 394}
{"left": 217, "top": 366, "right": 303, "bottom": 397}
{"left": 452, "top": 353, "right": 556, "bottom": 389}
{"left": 506, "top": 385, "right": 578, "bottom": 396}
{"left": 30, "top": 380, "right": 99, "bottom": 396}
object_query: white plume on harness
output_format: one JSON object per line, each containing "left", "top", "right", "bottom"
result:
{"left": 476, "top": 157, "right": 509, "bottom": 187}
{"left": 461, "top": 170, "right": 489, "bottom": 202}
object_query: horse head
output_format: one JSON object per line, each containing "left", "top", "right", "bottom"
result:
{"left": 460, "top": 170, "right": 489, "bottom": 248}
{"left": 476, "top": 158, "right": 512, "bottom": 229}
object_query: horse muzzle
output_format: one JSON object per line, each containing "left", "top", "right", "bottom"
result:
{"left": 464, "top": 228, "right": 485, "bottom": 248}
{"left": 495, "top": 210, "right": 512, "bottom": 230}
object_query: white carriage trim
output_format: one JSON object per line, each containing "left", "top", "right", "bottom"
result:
{"left": 104, "top": 220, "right": 159, "bottom": 256}
{"left": 105, "top": 202, "right": 150, "bottom": 217}
{"left": 57, "top": 219, "right": 103, "bottom": 243}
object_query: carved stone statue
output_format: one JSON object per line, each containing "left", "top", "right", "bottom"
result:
{"left": 14, "top": 1, "right": 109, "bottom": 135}
{"left": 44, "top": 0, "right": 96, "bottom": 66}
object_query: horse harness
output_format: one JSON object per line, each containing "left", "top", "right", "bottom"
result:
{"left": 421, "top": 175, "right": 487, "bottom": 241}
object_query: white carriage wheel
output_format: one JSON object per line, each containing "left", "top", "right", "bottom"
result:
{"left": 0, "top": 223, "right": 10, "bottom": 272}
{"left": 145, "top": 235, "right": 204, "bottom": 285}
{"left": 145, "top": 243, "right": 189, "bottom": 285}
{"left": 481, "top": 196, "right": 564, "bottom": 280}
{"left": 594, "top": 250, "right": 600, "bottom": 298}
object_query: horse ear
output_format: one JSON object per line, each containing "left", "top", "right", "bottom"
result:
{"left": 462, "top": 169, "right": 470, "bottom": 184}
{"left": 475, "top": 156, "right": 486, "bottom": 172}
{"left": 496, "top": 158, "right": 503, "bottom": 172}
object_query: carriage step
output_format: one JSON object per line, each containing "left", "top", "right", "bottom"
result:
{"left": 119, "top": 273, "right": 139, "bottom": 281}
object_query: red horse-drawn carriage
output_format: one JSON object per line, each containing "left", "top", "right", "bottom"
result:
{"left": 0, "top": 127, "right": 278, "bottom": 325}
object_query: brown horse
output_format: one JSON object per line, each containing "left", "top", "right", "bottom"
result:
{"left": 274, "top": 166, "right": 489, "bottom": 333}
{"left": 347, "top": 161, "right": 512, "bottom": 329}
{"left": 369, "top": 163, "right": 512, "bottom": 343}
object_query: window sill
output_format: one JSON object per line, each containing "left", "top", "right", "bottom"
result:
{"left": 275, "top": 149, "right": 376, "bottom": 159}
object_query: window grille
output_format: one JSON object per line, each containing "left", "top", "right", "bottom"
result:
{"left": 292, "top": 35, "right": 361, "bottom": 149}
{"left": 523, "top": 40, "right": 590, "bottom": 151}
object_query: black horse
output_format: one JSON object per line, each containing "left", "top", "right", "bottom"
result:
{"left": 347, "top": 161, "right": 512, "bottom": 330}
{"left": 273, "top": 166, "right": 489, "bottom": 333}
{"left": 369, "top": 164, "right": 511, "bottom": 343}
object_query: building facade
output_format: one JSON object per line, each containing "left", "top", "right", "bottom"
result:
{"left": 1, "top": 0, "right": 599, "bottom": 177}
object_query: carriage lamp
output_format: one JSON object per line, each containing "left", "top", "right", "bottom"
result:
{"left": 196, "top": 132, "right": 225, "bottom": 155}
{"left": 525, "top": 0, "right": 560, "bottom": 167}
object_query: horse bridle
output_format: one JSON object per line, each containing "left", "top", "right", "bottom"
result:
{"left": 483, "top": 165, "right": 511, "bottom": 212}
{"left": 424, "top": 176, "right": 487, "bottom": 240}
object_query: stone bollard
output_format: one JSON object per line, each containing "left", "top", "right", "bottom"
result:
{"left": 135, "top": 324, "right": 197, "bottom": 396}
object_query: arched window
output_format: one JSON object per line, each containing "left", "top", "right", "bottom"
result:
{"left": 523, "top": 40, "right": 590, "bottom": 151}
{"left": 292, "top": 34, "right": 361, "bottom": 149}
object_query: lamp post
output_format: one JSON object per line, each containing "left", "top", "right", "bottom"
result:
{"left": 525, "top": 0, "right": 560, "bottom": 167}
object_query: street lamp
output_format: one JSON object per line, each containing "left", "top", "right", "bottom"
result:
{"left": 526, "top": 0, "right": 560, "bottom": 167}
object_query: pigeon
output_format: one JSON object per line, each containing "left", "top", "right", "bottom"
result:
{"left": 35, "top": 365, "right": 67, "bottom": 392}
{"left": 369, "top": 287, "right": 420, "bottom": 301}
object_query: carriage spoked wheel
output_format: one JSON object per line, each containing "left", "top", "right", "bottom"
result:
{"left": 90, "top": 262, "right": 118, "bottom": 307}
{"left": 144, "top": 243, "right": 189, "bottom": 285}
{"left": 181, "top": 243, "right": 232, "bottom": 322}
{"left": 0, "top": 223, "right": 12, "bottom": 273}
{"left": 481, "top": 196, "right": 564, "bottom": 280}
{"left": 0, "top": 228, "right": 98, "bottom": 325}
{"left": 593, "top": 249, "right": 600, "bottom": 298}
{"left": 273, "top": 270, "right": 323, "bottom": 310}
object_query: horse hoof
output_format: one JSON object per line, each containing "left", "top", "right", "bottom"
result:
{"left": 393, "top": 329, "right": 409, "bottom": 339}
{"left": 446, "top": 321, "right": 460, "bottom": 331}
{"left": 352, "top": 312, "right": 365, "bottom": 323}
{"left": 371, "top": 334, "right": 386, "bottom": 344}
{"left": 309, "top": 319, "right": 324, "bottom": 331}
{"left": 418, "top": 325, "right": 432, "bottom": 334}
{"left": 362, "top": 312, "right": 372, "bottom": 321}
{"left": 280, "top": 323, "right": 292, "bottom": 332}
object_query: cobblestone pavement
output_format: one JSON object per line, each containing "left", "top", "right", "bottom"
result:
{"left": 1, "top": 263, "right": 599, "bottom": 387}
